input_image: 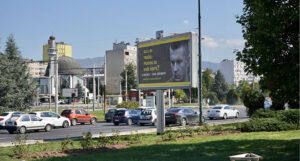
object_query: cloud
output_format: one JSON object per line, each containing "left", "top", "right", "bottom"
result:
{"left": 222, "top": 39, "right": 245, "bottom": 49}
{"left": 202, "top": 36, "right": 245, "bottom": 50}
{"left": 202, "top": 36, "right": 219, "bottom": 48}
{"left": 182, "top": 20, "right": 189, "bottom": 25}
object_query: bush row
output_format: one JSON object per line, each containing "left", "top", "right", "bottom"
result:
{"left": 237, "top": 109, "right": 300, "bottom": 132}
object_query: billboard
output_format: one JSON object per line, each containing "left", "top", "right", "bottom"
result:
{"left": 137, "top": 32, "right": 198, "bottom": 89}
{"left": 62, "top": 88, "right": 78, "bottom": 97}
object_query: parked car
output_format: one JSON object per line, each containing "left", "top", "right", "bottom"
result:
{"left": 5, "top": 114, "right": 53, "bottom": 134}
{"left": 207, "top": 105, "right": 239, "bottom": 120}
{"left": 29, "top": 112, "right": 70, "bottom": 128}
{"left": 138, "top": 109, "right": 157, "bottom": 126}
{"left": 112, "top": 109, "right": 141, "bottom": 126}
{"left": 165, "top": 107, "right": 199, "bottom": 126}
{"left": 0, "top": 112, "right": 25, "bottom": 129}
{"left": 104, "top": 108, "right": 125, "bottom": 122}
{"left": 60, "top": 109, "right": 97, "bottom": 126}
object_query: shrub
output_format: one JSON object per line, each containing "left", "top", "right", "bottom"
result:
{"left": 161, "top": 130, "right": 177, "bottom": 141}
{"left": 110, "top": 129, "right": 121, "bottom": 144}
{"left": 12, "top": 134, "right": 29, "bottom": 156}
{"left": 61, "top": 137, "right": 74, "bottom": 151}
{"left": 116, "top": 101, "right": 140, "bottom": 109}
{"left": 242, "top": 89, "right": 265, "bottom": 116}
{"left": 96, "top": 133, "right": 111, "bottom": 148}
{"left": 276, "top": 109, "right": 300, "bottom": 125}
{"left": 252, "top": 109, "right": 277, "bottom": 118}
{"left": 80, "top": 132, "right": 94, "bottom": 149}
{"left": 238, "top": 118, "right": 297, "bottom": 132}
{"left": 206, "top": 92, "right": 219, "bottom": 105}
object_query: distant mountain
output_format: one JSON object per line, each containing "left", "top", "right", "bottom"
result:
{"left": 75, "top": 57, "right": 220, "bottom": 72}
{"left": 75, "top": 57, "right": 104, "bottom": 68}
{"left": 202, "top": 61, "right": 220, "bottom": 72}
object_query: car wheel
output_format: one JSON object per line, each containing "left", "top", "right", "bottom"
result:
{"left": 235, "top": 112, "right": 239, "bottom": 118}
{"left": 45, "top": 124, "right": 52, "bottom": 132}
{"left": 71, "top": 119, "right": 77, "bottom": 126}
{"left": 114, "top": 122, "right": 119, "bottom": 126}
{"left": 127, "top": 119, "right": 133, "bottom": 125}
{"left": 223, "top": 113, "right": 227, "bottom": 119}
{"left": 90, "top": 118, "right": 96, "bottom": 125}
{"left": 139, "top": 122, "right": 145, "bottom": 126}
{"left": 8, "top": 130, "right": 15, "bottom": 134}
{"left": 180, "top": 118, "right": 187, "bottom": 126}
{"left": 209, "top": 117, "right": 213, "bottom": 120}
{"left": 62, "top": 121, "right": 69, "bottom": 128}
{"left": 19, "top": 126, "right": 26, "bottom": 134}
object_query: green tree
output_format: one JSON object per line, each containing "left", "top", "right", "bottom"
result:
{"left": 75, "top": 83, "right": 84, "bottom": 99}
{"left": 0, "top": 35, "right": 36, "bottom": 111}
{"left": 120, "top": 63, "right": 137, "bottom": 92}
{"left": 226, "top": 89, "right": 239, "bottom": 105}
{"left": 202, "top": 69, "right": 214, "bottom": 101}
{"left": 212, "top": 70, "right": 229, "bottom": 102}
{"left": 236, "top": 0, "right": 299, "bottom": 109}
{"left": 242, "top": 89, "right": 265, "bottom": 116}
{"left": 174, "top": 89, "right": 187, "bottom": 103}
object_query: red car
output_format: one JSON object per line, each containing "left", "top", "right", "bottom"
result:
{"left": 61, "top": 109, "right": 97, "bottom": 126}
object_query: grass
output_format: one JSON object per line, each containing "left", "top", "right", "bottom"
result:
{"left": 0, "top": 129, "right": 298, "bottom": 161}
{"left": 90, "top": 110, "right": 104, "bottom": 121}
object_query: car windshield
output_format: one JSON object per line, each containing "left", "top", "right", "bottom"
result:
{"left": 0, "top": 113, "right": 9, "bottom": 116}
{"left": 212, "top": 106, "right": 222, "bottom": 109}
{"left": 115, "top": 110, "right": 125, "bottom": 115}
{"left": 61, "top": 110, "right": 71, "bottom": 115}
{"left": 108, "top": 109, "right": 116, "bottom": 113}
{"left": 168, "top": 108, "right": 181, "bottom": 113}
{"left": 141, "top": 110, "right": 152, "bottom": 115}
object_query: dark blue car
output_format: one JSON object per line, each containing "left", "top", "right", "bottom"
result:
{"left": 112, "top": 109, "right": 141, "bottom": 126}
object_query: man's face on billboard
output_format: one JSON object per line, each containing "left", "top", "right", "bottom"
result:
{"left": 170, "top": 45, "right": 188, "bottom": 82}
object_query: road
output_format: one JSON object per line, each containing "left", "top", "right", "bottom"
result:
{"left": 0, "top": 106, "right": 248, "bottom": 143}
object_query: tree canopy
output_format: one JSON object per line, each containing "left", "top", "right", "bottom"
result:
{"left": 236, "top": 0, "right": 299, "bottom": 108}
{"left": 212, "top": 70, "right": 229, "bottom": 102}
{"left": 120, "top": 63, "right": 137, "bottom": 92}
{"left": 0, "top": 35, "right": 36, "bottom": 111}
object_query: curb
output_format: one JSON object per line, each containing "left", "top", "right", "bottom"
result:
{"left": 0, "top": 118, "right": 249, "bottom": 147}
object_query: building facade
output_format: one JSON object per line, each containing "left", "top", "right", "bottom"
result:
{"left": 220, "top": 59, "right": 260, "bottom": 86}
{"left": 42, "top": 42, "right": 72, "bottom": 61}
{"left": 105, "top": 42, "right": 137, "bottom": 95}
{"left": 26, "top": 60, "right": 48, "bottom": 78}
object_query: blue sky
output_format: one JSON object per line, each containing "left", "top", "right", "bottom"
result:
{"left": 0, "top": 0, "right": 244, "bottom": 63}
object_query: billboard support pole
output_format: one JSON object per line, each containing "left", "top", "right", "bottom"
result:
{"left": 157, "top": 90, "right": 165, "bottom": 135}
{"left": 198, "top": 0, "right": 204, "bottom": 124}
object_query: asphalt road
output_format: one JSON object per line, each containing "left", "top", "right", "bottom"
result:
{"left": 0, "top": 106, "right": 248, "bottom": 143}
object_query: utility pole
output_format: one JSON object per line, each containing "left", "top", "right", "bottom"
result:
{"left": 93, "top": 64, "right": 96, "bottom": 111}
{"left": 55, "top": 49, "right": 58, "bottom": 114}
{"left": 104, "top": 55, "right": 107, "bottom": 114}
{"left": 198, "top": 0, "right": 204, "bottom": 124}
{"left": 125, "top": 68, "right": 128, "bottom": 101}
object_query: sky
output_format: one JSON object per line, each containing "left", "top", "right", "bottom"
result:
{"left": 0, "top": 0, "right": 245, "bottom": 63}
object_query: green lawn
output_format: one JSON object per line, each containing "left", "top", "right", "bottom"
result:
{"left": 0, "top": 130, "right": 298, "bottom": 161}
{"left": 90, "top": 110, "right": 104, "bottom": 121}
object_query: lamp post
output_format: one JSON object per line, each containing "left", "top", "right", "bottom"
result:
{"left": 198, "top": 0, "right": 204, "bottom": 124}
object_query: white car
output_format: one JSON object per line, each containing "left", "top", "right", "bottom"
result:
{"left": 207, "top": 105, "right": 239, "bottom": 120}
{"left": 138, "top": 109, "right": 157, "bottom": 126}
{"left": 29, "top": 112, "right": 70, "bottom": 128}
{"left": 0, "top": 112, "right": 25, "bottom": 129}
{"left": 5, "top": 114, "right": 53, "bottom": 134}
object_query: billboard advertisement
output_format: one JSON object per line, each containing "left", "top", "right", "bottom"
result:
{"left": 137, "top": 32, "right": 198, "bottom": 89}
{"left": 62, "top": 88, "right": 78, "bottom": 97}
